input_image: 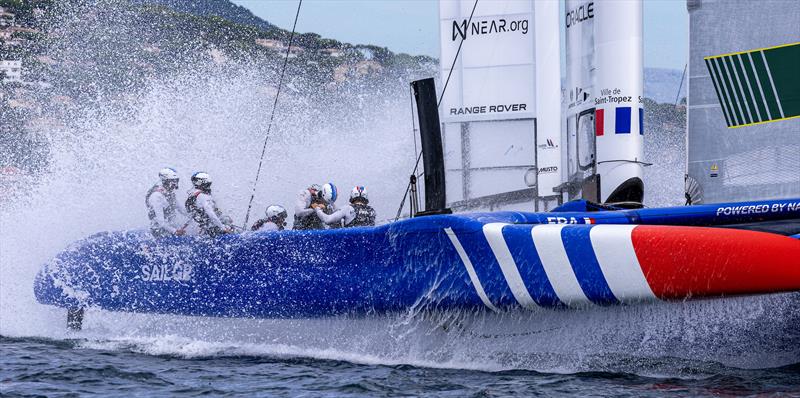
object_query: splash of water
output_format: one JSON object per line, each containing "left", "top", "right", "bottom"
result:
{"left": 1, "top": 49, "right": 421, "bottom": 340}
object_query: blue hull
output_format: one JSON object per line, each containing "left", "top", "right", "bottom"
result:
{"left": 34, "top": 199, "right": 800, "bottom": 318}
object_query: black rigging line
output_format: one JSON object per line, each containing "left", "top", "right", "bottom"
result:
{"left": 675, "top": 63, "right": 687, "bottom": 106}
{"left": 394, "top": 0, "right": 478, "bottom": 221}
{"left": 437, "top": 0, "right": 479, "bottom": 107}
{"left": 394, "top": 151, "right": 423, "bottom": 222}
{"left": 242, "top": 0, "right": 303, "bottom": 228}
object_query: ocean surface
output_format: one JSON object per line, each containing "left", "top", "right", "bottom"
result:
{"left": 0, "top": 319, "right": 800, "bottom": 397}
{"left": 1, "top": 335, "right": 799, "bottom": 397}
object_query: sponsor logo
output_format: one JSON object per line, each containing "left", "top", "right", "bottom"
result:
{"left": 452, "top": 17, "right": 529, "bottom": 41}
{"left": 546, "top": 216, "right": 595, "bottom": 224}
{"left": 594, "top": 88, "right": 634, "bottom": 106}
{"left": 537, "top": 138, "right": 559, "bottom": 150}
{"left": 538, "top": 166, "right": 558, "bottom": 174}
{"left": 710, "top": 163, "right": 719, "bottom": 177}
{"left": 569, "top": 87, "right": 592, "bottom": 106}
{"left": 715, "top": 202, "right": 800, "bottom": 216}
{"left": 141, "top": 263, "right": 193, "bottom": 282}
{"left": 565, "top": 2, "right": 594, "bottom": 28}
{"left": 449, "top": 103, "right": 527, "bottom": 116}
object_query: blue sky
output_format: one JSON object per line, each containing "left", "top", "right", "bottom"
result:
{"left": 233, "top": 0, "right": 687, "bottom": 71}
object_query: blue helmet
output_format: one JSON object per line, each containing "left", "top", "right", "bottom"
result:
{"left": 319, "top": 182, "right": 337, "bottom": 203}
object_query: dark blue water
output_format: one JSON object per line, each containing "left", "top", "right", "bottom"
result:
{"left": 3, "top": 336, "right": 800, "bottom": 397}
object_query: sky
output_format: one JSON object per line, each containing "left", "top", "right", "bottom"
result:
{"left": 233, "top": 0, "right": 688, "bottom": 71}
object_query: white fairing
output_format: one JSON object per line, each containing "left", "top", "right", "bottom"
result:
{"left": 564, "top": 0, "right": 597, "bottom": 201}
{"left": 593, "top": 0, "right": 644, "bottom": 202}
{"left": 439, "top": 0, "right": 536, "bottom": 123}
{"left": 564, "top": 0, "right": 644, "bottom": 203}
{"left": 533, "top": 0, "right": 562, "bottom": 200}
{"left": 438, "top": 0, "right": 561, "bottom": 211}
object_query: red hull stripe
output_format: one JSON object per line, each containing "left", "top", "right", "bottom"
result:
{"left": 632, "top": 226, "right": 800, "bottom": 299}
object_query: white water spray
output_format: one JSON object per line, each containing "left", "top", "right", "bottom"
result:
{"left": 0, "top": 53, "right": 422, "bottom": 336}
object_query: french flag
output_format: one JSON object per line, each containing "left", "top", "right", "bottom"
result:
{"left": 595, "top": 107, "right": 644, "bottom": 136}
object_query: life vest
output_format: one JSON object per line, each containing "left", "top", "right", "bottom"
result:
{"left": 145, "top": 184, "right": 177, "bottom": 224}
{"left": 185, "top": 189, "right": 222, "bottom": 235}
{"left": 349, "top": 203, "right": 376, "bottom": 227}
{"left": 293, "top": 212, "right": 324, "bottom": 230}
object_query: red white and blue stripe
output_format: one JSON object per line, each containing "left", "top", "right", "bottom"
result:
{"left": 595, "top": 107, "right": 644, "bottom": 135}
{"left": 445, "top": 223, "right": 799, "bottom": 310}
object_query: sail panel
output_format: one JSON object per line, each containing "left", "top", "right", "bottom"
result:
{"left": 439, "top": 0, "right": 561, "bottom": 211}
{"left": 687, "top": 0, "right": 800, "bottom": 203}
{"left": 439, "top": 0, "right": 536, "bottom": 123}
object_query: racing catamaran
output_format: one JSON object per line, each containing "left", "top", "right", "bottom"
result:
{"left": 34, "top": 0, "right": 800, "bottom": 331}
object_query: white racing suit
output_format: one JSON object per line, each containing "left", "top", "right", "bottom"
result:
{"left": 185, "top": 188, "right": 229, "bottom": 237}
{"left": 145, "top": 183, "right": 186, "bottom": 237}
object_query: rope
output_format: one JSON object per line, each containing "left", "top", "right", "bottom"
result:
{"left": 437, "top": 0, "right": 479, "bottom": 107}
{"left": 394, "top": 152, "right": 423, "bottom": 222}
{"left": 394, "top": 0, "right": 479, "bottom": 220}
{"left": 242, "top": 0, "right": 303, "bottom": 228}
{"left": 675, "top": 63, "right": 687, "bottom": 106}
{"left": 395, "top": 86, "right": 420, "bottom": 222}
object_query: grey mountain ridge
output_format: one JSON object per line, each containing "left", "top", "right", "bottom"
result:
{"left": 131, "top": 0, "right": 274, "bottom": 32}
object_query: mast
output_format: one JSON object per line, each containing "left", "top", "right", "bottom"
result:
{"left": 533, "top": 0, "right": 563, "bottom": 209}
{"left": 438, "top": 0, "right": 561, "bottom": 212}
{"left": 563, "top": 0, "right": 644, "bottom": 205}
{"left": 594, "top": 0, "right": 645, "bottom": 204}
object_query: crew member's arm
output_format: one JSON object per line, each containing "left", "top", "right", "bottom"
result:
{"left": 314, "top": 206, "right": 353, "bottom": 226}
{"left": 258, "top": 222, "right": 279, "bottom": 232}
{"left": 294, "top": 191, "right": 315, "bottom": 217}
{"left": 148, "top": 193, "right": 177, "bottom": 233}
{"left": 200, "top": 195, "right": 228, "bottom": 230}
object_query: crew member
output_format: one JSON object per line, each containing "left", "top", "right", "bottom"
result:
{"left": 293, "top": 183, "right": 325, "bottom": 230}
{"left": 251, "top": 205, "right": 288, "bottom": 232}
{"left": 185, "top": 171, "right": 232, "bottom": 237}
{"left": 146, "top": 167, "right": 186, "bottom": 237}
{"left": 316, "top": 182, "right": 341, "bottom": 228}
{"left": 315, "top": 185, "right": 376, "bottom": 228}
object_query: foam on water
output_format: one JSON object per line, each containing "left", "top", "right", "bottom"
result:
{"left": 46, "top": 291, "right": 800, "bottom": 373}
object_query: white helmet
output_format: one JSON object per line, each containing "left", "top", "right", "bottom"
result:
{"left": 265, "top": 205, "right": 288, "bottom": 221}
{"left": 159, "top": 167, "right": 179, "bottom": 189}
{"left": 159, "top": 167, "right": 179, "bottom": 181}
{"left": 319, "top": 182, "right": 337, "bottom": 203}
{"left": 191, "top": 171, "right": 212, "bottom": 190}
{"left": 350, "top": 186, "right": 368, "bottom": 204}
